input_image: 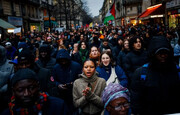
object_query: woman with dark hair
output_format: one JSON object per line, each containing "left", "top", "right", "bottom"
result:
{"left": 73, "top": 59, "right": 106, "bottom": 115}
{"left": 124, "top": 36, "right": 148, "bottom": 86}
{"left": 96, "top": 51, "right": 128, "bottom": 87}
{"left": 117, "top": 39, "right": 130, "bottom": 69}
{"left": 78, "top": 40, "right": 89, "bottom": 64}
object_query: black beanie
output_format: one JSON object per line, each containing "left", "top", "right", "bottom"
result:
{"left": 11, "top": 68, "right": 38, "bottom": 86}
{"left": 18, "top": 48, "right": 35, "bottom": 63}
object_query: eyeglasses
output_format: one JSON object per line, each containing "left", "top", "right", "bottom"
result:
{"left": 110, "top": 102, "right": 130, "bottom": 111}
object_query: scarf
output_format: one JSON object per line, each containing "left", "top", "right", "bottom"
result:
{"left": 79, "top": 48, "right": 88, "bottom": 63}
{"left": 9, "top": 92, "right": 49, "bottom": 115}
{"left": 80, "top": 71, "right": 98, "bottom": 84}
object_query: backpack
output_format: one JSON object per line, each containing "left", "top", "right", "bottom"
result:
{"left": 140, "top": 63, "right": 180, "bottom": 81}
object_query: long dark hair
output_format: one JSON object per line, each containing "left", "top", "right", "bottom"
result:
{"left": 99, "top": 50, "right": 116, "bottom": 67}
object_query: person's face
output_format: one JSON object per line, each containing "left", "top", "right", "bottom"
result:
{"left": 80, "top": 35, "right": 84, "bottom": 40}
{"left": 155, "top": 50, "right": 169, "bottom": 63}
{"left": 118, "top": 39, "right": 123, "bottom": 46}
{"left": 133, "top": 38, "right": 141, "bottom": 50}
{"left": 13, "top": 79, "right": 39, "bottom": 107}
{"left": 124, "top": 41, "right": 129, "bottom": 49}
{"left": 47, "top": 39, "right": 52, "bottom": 43}
{"left": 73, "top": 44, "right": 78, "bottom": 51}
{"left": 83, "top": 60, "right": 95, "bottom": 78}
{"left": 58, "top": 58, "right": 69, "bottom": 66}
{"left": 40, "top": 51, "right": 47, "bottom": 58}
{"left": 91, "top": 47, "right": 98, "bottom": 57}
{"left": 81, "top": 42, "right": 86, "bottom": 49}
{"left": 36, "top": 37, "right": 41, "bottom": 41}
{"left": 107, "top": 97, "right": 129, "bottom": 115}
{"left": 18, "top": 60, "right": 32, "bottom": 69}
{"left": 101, "top": 53, "right": 110, "bottom": 66}
{"left": 103, "top": 41, "right": 108, "bottom": 46}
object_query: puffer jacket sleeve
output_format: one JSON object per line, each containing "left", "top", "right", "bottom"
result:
{"left": 115, "top": 65, "right": 128, "bottom": 88}
{"left": 73, "top": 80, "right": 88, "bottom": 108}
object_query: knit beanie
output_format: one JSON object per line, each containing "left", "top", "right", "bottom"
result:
{"left": 101, "top": 83, "right": 130, "bottom": 108}
{"left": 11, "top": 68, "right": 38, "bottom": 86}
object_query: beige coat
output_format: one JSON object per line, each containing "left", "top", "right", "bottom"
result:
{"left": 73, "top": 72, "right": 106, "bottom": 114}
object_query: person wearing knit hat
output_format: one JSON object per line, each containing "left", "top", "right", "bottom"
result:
{"left": 17, "top": 48, "right": 51, "bottom": 92}
{"left": 1, "top": 68, "right": 68, "bottom": 115}
{"left": 101, "top": 83, "right": 130, "bottom": 115}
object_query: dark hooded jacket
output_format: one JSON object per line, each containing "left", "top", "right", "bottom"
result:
{"left": 52, "top": 49, "right": 82, "bottom": 87}
{"left": 50, "top": 49, "right": 82, "bottom": 114}
{"left": 130, "top": 36, "right": 180, "bottom": 115}
{"left": 36, "top": 44, "right": 56, "bottom": 72}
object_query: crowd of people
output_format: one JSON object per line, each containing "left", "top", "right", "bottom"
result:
{"left": 0, "top": 23, "right": 180, "bottom": 115}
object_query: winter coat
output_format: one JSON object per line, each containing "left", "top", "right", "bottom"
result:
{"left": 6, "top": 46, "right": 16, "bottom": 60}
{"left": 36, "top": 57, "right": 56, "bottom": 72}
{"left": 1, "top": 96, "right": 68, "bottom": 115}
{"left": 71, "top": 52, "right": 82, "bottom": 65}
{"left": 124, "top": 50, "right": 148, "bottom": 84}
{"left": 112, "top": 45, "right": 122, "bottom": 61}
{"left": 117, "top": 49, "right": 130, "bottom": 69}
{"left": 96, "top": 65, "right": 128, "bottom": 88}
{"left": 99, "top": 43, "right": 113, "bottom": 53}
{"left": 130, "top": 36, "right": 180, "bottom": 115}
{"left": 0, "top": 46, "right": 14, "bottom": 92}
{"left": 51, "top": 49, "right": 82, "bottom": 105}
{"left": 130, "top": 64, "right": 180, "bottom": 115}
{"left": 33, "top": 63, "right": 51, "bottom": 92}
{"left": 73, "top": 72, "right": 106, "bottom": 115}
{"left": 0, "top": 46, "right": 14, "bottom": 113}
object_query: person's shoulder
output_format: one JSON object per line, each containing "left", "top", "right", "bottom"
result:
{"left": 0, "top": 109, "right": 10, "bottom": 115}
{"left": 47, "top": 96, "right": 65, "bottom": 106}
{"left": 71, "top": 61, "right": 81, "bottom": 68}
{"left": 96, "top": 66, "right": 102, "bottom": 70}
{"left": 97, "top": 76, "right": 106, "bottom": 83}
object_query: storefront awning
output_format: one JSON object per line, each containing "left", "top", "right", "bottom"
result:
{"left": 138, "top": 4, "right": 165, "bottom": 20}
{"left": 0, "top": 18, "right": 17, "bottom": 29}
{"left": 44, "top": 21, "right": 58, "bottom": 27}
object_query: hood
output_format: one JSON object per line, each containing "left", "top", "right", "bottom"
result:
{"left": 18, "top": 42, "right": 28, "bottom": 49}
{"left": 148, "top": 36, "right": 172, "bottom": 56}
{"left": 0, "top": 45, "right": 7, "bottom": 65}
{"left": 39, "top": 44, "right": 51, "bottom": 59}
{"left": 56, "top": 49, "right": 71, "bottom": 60}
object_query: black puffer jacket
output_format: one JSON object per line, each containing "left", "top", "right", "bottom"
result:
{"left": 130, "top": 36, "right": 180, "bottom": 115}
{"left": 124, "top": 49, "right": 148, "bottom": 84}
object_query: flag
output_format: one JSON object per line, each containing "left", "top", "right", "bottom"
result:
{"left": 89, "top": 22, "right": 93, "bottom": 28}
{"left": 103, "top": 2, "right": 116, "bottom": 24}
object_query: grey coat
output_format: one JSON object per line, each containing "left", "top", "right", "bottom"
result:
{"left": 73, "top": 72, "right": 106, "bottom": 115}
{"left": 0, "top": 46, "right": 14, "bottom": 92}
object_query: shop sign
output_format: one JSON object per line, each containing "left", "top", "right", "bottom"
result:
{"left": 166, "top": 0, "right": 180, "bottom": 9}
{"left": 8, "top": 16, "right": 23, "bottom": 26}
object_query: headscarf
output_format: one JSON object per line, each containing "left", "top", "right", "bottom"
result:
{"left": 101, "top": 83, "right": 130, "bottom": 108}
